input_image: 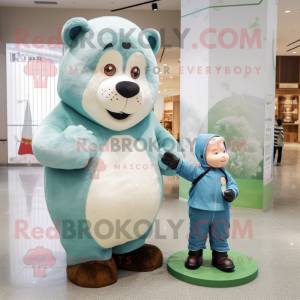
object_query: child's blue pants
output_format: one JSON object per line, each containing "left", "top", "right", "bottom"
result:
{"left": 188, "top": 207, "right": 230, "bottom": 251}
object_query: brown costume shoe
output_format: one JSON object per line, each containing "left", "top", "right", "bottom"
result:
{"left": 113, "top": 244, "right": 163, "bottom": 272}
{"left": 66, "top": 258, "right": 117, "bottom": 288}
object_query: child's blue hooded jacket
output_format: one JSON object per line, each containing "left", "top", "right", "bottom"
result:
{"left": 175, "top": 134, "right": 238, "bottom": 211}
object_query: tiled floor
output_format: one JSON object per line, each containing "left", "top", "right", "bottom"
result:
{"left": 0, "top": 143, "right": 300, "bottom": 299}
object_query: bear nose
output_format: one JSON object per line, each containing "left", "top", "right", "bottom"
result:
{"left": 116, "top": 81, "right": 140, "bottom": 98}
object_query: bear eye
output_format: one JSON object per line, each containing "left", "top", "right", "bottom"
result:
{"left": 131, "top": 66, "right": 140, "bottom": 79}
{"left": 104, "top": 64, "right": 116, "bottom": 76}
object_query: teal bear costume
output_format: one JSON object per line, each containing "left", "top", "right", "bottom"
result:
{"left": 32, "top": 16, "right": 182, "bottom": 288}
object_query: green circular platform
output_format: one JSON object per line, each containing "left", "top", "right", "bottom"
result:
{"left": 167, "top": 249, "right": 258, "bottom": 288}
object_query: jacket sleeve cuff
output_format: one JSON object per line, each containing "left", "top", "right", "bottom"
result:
{"left": 232, "top": 188, "right": 238, "bottom": 199}
{"left": 174, "top": 159, "right": 183, "bottom": 173}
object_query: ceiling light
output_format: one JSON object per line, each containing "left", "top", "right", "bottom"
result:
{"left": 160, "top": 78, "right": 163, "bottom": 79}
{"left": 293, "top": 52, "right": 297, "bottom": 53}
{"left": 171, "top": 89, "right": 172, "bottom": 90}
{"left": 164, "top": 64, "right": 167, "bottom": 66}
{"left": 285, "top": 10, "right": 290, "bottom": 13}
{"left": 112, "top": 0, "right": 161, "bottom": 12}
{"left": 158, "top": 91, "right": 160, "bottom": 93}
{"left": 152, "top": 3, "right": 158, "bottom": 11}
{"left": 170, "top": 77, "right": 172, "bottom": 79}
{"left": 159, "top": 82, "right": 162, "bottom": 84}
{"left": 159, "top": 72, "right": 162, "bottom": 74}
{"left": 164, "top": 89, "right": 166, "bottom": 91}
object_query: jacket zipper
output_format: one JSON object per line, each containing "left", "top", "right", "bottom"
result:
{"left": 214, "top": 169, "right": 217, "bottom": 211}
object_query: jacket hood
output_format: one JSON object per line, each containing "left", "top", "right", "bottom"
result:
{"left": 195, "top": 134, "right": 225, "bottom": 167}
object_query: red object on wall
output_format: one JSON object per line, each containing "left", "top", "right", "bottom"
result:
{"left": 18, "top": 101, "right": 34, "bottom": 156}
{"left": 18, "top": 137, "right": 33, "bottom": 155}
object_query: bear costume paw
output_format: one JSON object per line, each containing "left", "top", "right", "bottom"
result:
{"left": 113, "top": 244, "right": 163, "bottom": 272}
{"left": 66, "top": 258, "right": 117, "bottom": 288}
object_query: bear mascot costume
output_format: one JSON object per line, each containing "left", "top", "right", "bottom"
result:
{"left": 32, "top": 16, "right": 183, "bottom": 288}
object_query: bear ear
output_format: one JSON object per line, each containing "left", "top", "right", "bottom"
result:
{"left": 142, "top": 28, "right": 161, "bottom": 55}
{"left": 61, "top": 17, "right": 91, "bottom": 47}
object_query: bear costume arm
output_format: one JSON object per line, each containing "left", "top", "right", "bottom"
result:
{"left": 32, "top": 102, "right": 98, "bottom": 169}
{"left": 152, "top": 112, "right": 183, "bottom": 176}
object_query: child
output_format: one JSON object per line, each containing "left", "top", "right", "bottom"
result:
{"left": 274, "top": 120, "right": 284, "bottom": 166}
{"left": 162, "top": 134, "right": 238, "bottom": 272}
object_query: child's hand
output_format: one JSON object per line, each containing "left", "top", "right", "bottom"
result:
{"left": 223, "top": 189, "right": 235, "bottom": 202}
{"left": 161, "top": 152, "right": 180, "bottom": 170}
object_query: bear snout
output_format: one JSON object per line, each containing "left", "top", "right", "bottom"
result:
{"left": 97, "top": 77, "right": 145, "bottom": 115}
{"left": 116, "top": 81, "right": 140, "bottom": 98}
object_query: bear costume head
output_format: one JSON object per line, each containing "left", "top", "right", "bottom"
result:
{"left": 58, "top": 16, "right": 161, "bottom": 131}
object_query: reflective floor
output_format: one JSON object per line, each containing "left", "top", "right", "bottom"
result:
{"left": 0, "top": 143, "right": 300, "bottom": 299}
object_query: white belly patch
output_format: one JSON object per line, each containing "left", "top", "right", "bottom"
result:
{"left": 86, "top": 135, "right": 161, "bottom": 249}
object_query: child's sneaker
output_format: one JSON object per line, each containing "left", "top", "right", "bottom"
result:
{"left": 276, "top": 163, "right": 281, "bottom": 166}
